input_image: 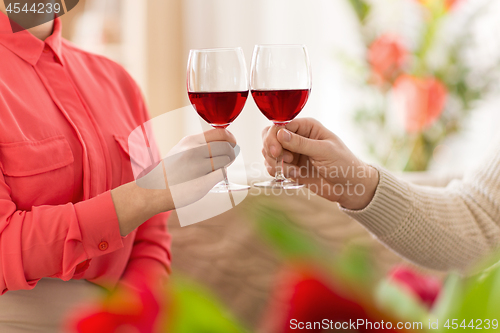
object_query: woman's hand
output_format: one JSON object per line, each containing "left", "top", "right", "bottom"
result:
{"left": 112, "top": 129, "right": 238, "bottom": 236}
{"left": 136, "top": 129, "right": 238, "bottom": 208}
{"left": 262, "top": 118, "right": 379, "bottom": 210}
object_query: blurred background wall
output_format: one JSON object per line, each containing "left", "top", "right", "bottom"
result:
{"left": 62, "top": 0, "right": 500, "bottom": 179}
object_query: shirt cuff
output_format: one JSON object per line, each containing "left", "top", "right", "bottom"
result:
{"left": 339, "top": 166, "right": 411, "bottom": 237}
{"left": 75, "top": 191, "right": 124, "bottom": 258}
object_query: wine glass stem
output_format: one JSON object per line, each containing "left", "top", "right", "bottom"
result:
{"left": 222, "top": 167, "right": 230, "bottom": 188}
{"left": 274, "top": 124, "right": 287, "bottom": 182}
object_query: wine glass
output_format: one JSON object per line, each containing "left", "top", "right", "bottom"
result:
{"left": 250, "top": 44, "right": 312, "bottom": 189}
{"left": 187, "top": 47, "right": 250, "bottom": 193}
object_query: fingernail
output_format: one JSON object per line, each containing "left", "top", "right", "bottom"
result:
{"left": 289, "top": 168, "right": 297, "bottom": 178}
{"left": 281, "top": 129, "right": 292, "bottom": 142}
{"left": 270, "top": 146, "right": 277, "bottom": 158}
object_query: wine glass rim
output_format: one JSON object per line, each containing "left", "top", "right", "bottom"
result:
{"left": 254, "top": 44, "right": 307, "bottom": 48}
{"left": 187, "top": 89, "right": 249, "bottom": 93}
{"left": 189, "top": 47, "right": 243, "bottom": 53}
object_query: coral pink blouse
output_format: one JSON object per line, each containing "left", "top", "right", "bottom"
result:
{"left": 0, "top": 13, "right": 171, "bottom": 294}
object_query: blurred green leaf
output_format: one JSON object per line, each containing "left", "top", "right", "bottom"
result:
{"left": 166, "top": 275, "right": 248, "bottom": 333}
{"left": 253, "top": 205, "right": 326, "bottom": 262}
{"left": 431, "top": 274, "right": 463, "bottom": 332}
{"left": 431, "top": 261, "right": 500, "bottom": 332}
{"left": 347, "top": 0, "right": 370, "bottom": 22}
{"left": 252, "top": 204, "right": 376, "bottom": 287}
{"left": 457, "top": 273, "right": 496, "bottom": 320}
{"left": 375, "top": 280, "right": 428, "bottom": 323}
{"left": 337, "top": 245, "right": 376, "bottom": 284}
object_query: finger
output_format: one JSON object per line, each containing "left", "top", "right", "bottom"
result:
{"left": 284, "top": 117, "right": 315, "bottom": 133}
{"left": 283, "top": 150, "right": 294, "bottom": 163}
{"left": 202, "top": 128, "right": 237, "bottom": 146}
{"left": 210, "top": 155, "right": 232, "bottom": 171}
{"left": 206, "top": 142, "right": 237, "bottom": 162}
{"left": 198, "top": 168, "right": 225, "bottom": 190}
{"left": 264, "top": 154, "right": 296, "bottom": 178}
{"left": 175, "top": 142, "right": 239, "bottom": 161}
{"left": 262, "top": 125, "right": 283, "bottom": 158}
{"left": 277, "top": 128, "right": 326, "bottom": 157}
{"left": 169, "top": 169, "right": 225, "bottom": 208}
{"left": 284, "top": 118, "right": 325, "bottom": 139}
{"left": 261, "top": 146, "right": 294, "bottom": 163}
{"left": 261, "top": 126, "right": 271, "bottom": 140}
{"left": 264, "top": 154, "right": 277, "bottom": 172}
{"left": 162, "top": 145, "right": 224, "bottom": 186}
{"left": 263, "top": 160, "right": 304, "bottom": 180}
{"left": 261, "top": 146, "right": 274, "bottom": 161}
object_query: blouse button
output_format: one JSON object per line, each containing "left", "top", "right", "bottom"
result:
{"left": 98, "top": 241, "right": 109, "bottom": 251}
{"left": 43, "top": 45, "right": 50, "bottom": 53}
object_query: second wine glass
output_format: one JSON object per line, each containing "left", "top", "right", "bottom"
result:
{"left": 187, "top": 47, "right": 250, "bottom": 192}
{"left": 251, "top": 44, "right": 312, "bottom": 189}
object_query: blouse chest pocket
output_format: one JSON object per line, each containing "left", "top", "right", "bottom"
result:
{"left": 113, "top": 135, "right": 136, "bottom": 184}
{"left": 113, "top": 134, "right": 159, "bottom": 185}
{"left": 0, "top": 136, "right": 75, "bottom": 210}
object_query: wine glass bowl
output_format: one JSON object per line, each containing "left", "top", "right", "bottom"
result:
{"left": 251, "top": 89, "right": 310, "bottom": 126}
{"left": 250, "top": 44, "right": 312, "bottom": 189}
{"left": 188, "top": 91, "right": 249, "bottom": 129}
{"left": 187, "top": 47, "right": 250, "bottom": 192}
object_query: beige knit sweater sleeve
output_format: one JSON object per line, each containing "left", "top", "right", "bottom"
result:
{"left": 340, "top": 147, "right": 500, "bottom": 272}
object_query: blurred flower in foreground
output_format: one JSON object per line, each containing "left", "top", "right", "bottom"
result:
{"left": 66, "top": 274, "right": 248, "bottom": 333}
{"left": 66, "top": 280, "right": 162, "bottom": 333}
{"left": 368, "top": 34, "right": 407, "bottom": 86}
{"left": 261, "top": 264, "right": 418, "bottom": 333}
{"left": 393, "top": 75, "right": 447, "bottom": 133}
{"left": 388, "top": 266, "right": 442, "bottom": 309}
{"left": 416, "top": 0, "right": 459, "bottom": 11}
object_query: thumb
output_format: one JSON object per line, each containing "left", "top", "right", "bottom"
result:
{"left": 277, "top": 128, "right": 323, "bottom": 157}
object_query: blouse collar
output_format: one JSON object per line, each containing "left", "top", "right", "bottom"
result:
{"left": 0, "top": 12, "right": 63, "bottom": 66}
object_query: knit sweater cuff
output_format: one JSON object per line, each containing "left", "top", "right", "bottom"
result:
{"left": 339, "top": 166, "right": 411, "bottom": 237}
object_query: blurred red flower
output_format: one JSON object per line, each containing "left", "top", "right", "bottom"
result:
{"left": 368, "top": 34, "right": 407, "bottom": 86}
{"left": 66, "top": 280, "right": 162, "bottom": 333}
{"left": 393, "top": 75, "right": 447, "bottom": 133}
{"left": 261, "top": 265, "right": 417, "bottom": 333}
{"left": 388, "top": 266, "right": 442, "bottom": 309}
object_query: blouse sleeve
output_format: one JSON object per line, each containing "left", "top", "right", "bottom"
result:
{"left": 0, "top": 172, "right": 124, "bottom": 294}
{"left": 340, "top": 146, "right": 500, "bottom": 273}
{"left": 118, "top": 74, "right": 172, "bottom": 288}
{"left": 119, "top": 212, "right": 172, "bottom": 289}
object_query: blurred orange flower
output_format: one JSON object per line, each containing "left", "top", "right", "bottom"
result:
{"left": 416, "top": 0, "right": 459, "bottom": 11}
{"left": 393, "top": 75, "right": 447, "bottom": 133}
{"left": 368, "top": 34, "right": 407, "bottom": 86}
{"left": 66, "top": 280, "right": 162, "bottom": 333}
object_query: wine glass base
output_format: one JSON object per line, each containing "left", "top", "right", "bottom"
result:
{"left": 253, "top": 178, "right": 305, "bottom": 189}
{"left": 210, "top": 181, "right": 250, "bottom": 193}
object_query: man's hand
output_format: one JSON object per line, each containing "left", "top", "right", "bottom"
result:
{"left": 262, "top": 118, "right": 379, "bottom": 210}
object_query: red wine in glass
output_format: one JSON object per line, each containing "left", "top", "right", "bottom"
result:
{"left": 187, "top": 47, "right": 250, "bottom": 193}
{"left": 188, "top": 91, "right": 249, "bottom": 128}
{"left": 250, "top": 44, "right": 312, "bottom": 189}
{"left": 251, "top": 89, "right": 310, "bottom": 125}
